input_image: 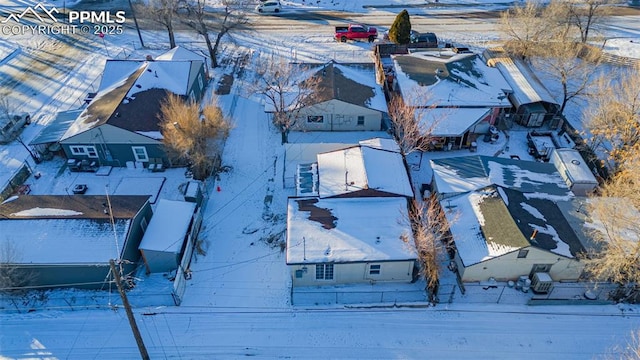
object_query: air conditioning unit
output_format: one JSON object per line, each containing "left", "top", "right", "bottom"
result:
{"left": 531, "top": 272, "right": 554, "bottom": 294}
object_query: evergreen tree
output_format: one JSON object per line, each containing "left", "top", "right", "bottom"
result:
{"left": 389, "top": 10, "right": 411, "bottom": 44}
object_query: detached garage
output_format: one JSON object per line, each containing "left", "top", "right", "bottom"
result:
{"left": 139, "top": 199, "right": 198, "bottom": 273}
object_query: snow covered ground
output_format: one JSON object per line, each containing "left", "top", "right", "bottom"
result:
{"left": 1, "top": 0, "right": 640, "bottom": 358}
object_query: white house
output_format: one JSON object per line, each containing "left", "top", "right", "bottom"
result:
{"left": 286, "top": 196, "right": 417, "bottom": 287}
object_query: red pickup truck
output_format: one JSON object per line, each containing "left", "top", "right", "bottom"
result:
{"left": 335, "top": 24, "right": 377, "bottom": 43}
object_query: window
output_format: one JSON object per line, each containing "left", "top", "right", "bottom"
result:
{"left": 70, "top": 146, "right": 87, "bottom": 156}
{"left": 307, "top": 115, "right": 324, "bottom": 123}
{"left": 369, "top": 264, "right": 381, "bottom": 275}
{"left": 517, "top": 249, "right": 529, "bottom": 258}
{"left": 132, "top": 146, "right": 149, "bottom": 162}
{"left": 86, "top": 146, "right": 98, "bottom": 158}
{"left": 70, "top": 146, "right": 98, "bottom": 158}
{"left": 140, "top": 217, "right": 148, "bottom": 233}
{"left": 315, "top": 264, "right": 334, "bottom": 280}
{"left": 357, "top": 116, "right": 365, "bottom": 126}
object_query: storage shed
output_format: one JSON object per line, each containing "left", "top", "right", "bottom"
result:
{"left": 549, "top": 148, "right": 598, "bottom": 196}
{"left": 139, "top": 199, "right": 197, "bottom": 273}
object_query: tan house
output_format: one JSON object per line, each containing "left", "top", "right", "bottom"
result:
{"left": 444, "top": 186, "right": 586, "bottom": 282}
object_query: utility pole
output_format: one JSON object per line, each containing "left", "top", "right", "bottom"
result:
{"left": 109, "top": 259, "right": 150, "bottom": 360}
{"left": 127, "top": 0, "right": 145, "bottom": 48}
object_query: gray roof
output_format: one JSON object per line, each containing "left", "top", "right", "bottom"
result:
{"left": 29, "top": 109, "right": 83, "bottom": 145}
{"left": 431, "top": 155, "right": 572, "bottom": 197}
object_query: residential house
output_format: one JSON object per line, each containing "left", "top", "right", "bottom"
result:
{"left": 483, "top": 48, "right": 561, "bottom": 128}
{"left": 287, "top": 139, "right": 421, "bottom": 303}
{"left": 443, "top": 186, "right": 586, "bottom": 282}
{"left": 268, "top": 61, "right": 388, "bottom": 132}
{"left": 0, "top": 195, "right": 152, "bottom": 289}
{"left": 429, "top": 155, "right": 591, "bottom": 282}
{"left": 286, "top": 196, "right": 417, "bottom": 287}
{"left": 48, "top": 47, "right": 206, "bottom": 169}
{"left": 390, "top": 49, "right": 512, "bottom": 149}
{"left": 296, "top": 142, "right": 414, "bottom": 199}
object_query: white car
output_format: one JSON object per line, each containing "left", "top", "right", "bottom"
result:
{"left": 256, "top": 1, "right": 281, "bottom": 13}
{"left": 0, "top": 112, "right": 30, "bottom": 144}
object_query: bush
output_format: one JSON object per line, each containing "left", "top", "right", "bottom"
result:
{"left": 389, "top": 9, "right": 411, "bottom": 44}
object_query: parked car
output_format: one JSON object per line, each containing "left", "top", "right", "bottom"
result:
{"left": 409, "top": 31, "right": 438, "bottom": 48}
{"left": 256, "top": 1, "right": 281, "bottom": 13}
{"left": 0, "top": 112, "right": 30, "bottom": 144}
{"left": 335, "top": 24, "right": 377, "bottom": 43}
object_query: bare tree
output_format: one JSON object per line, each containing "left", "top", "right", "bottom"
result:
{"left": 403, "top": 196, "right": 452, "bottom": 304}
{"left": 182, "top": 0, "right": 248, "bottom": 68}
{"left": 584, "top": 64, "right": 640, "bottom": 172}
{"left": 137, "top": 0, "right": 181, "bottom": 48}
{"left": 530, "top": 41, "right": 600, "bottom": 114}
{"left": 387, "top": 93, "right": 442, "bottom": 156}
{"left": 583, "top": 183, "right": 640, "bottom": 303}
{"left": 254, "top": 59, "right": 321, "bottom": 144}
{"left": 499, "top": 1, "right": 551, "bottom": 60}
{"left": 0, "top": 92, "right": 14, "bottom": 119}
{"left": 567, "top": 0, "right": 616, "bottom": 43}
{"left": 0, "top": 239, "right": 35, "bottom": 294}
{"left": 159, "top": 93, "right": 232, "bottom": 180}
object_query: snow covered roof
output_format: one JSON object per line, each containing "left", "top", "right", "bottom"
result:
{"left": 298, "top": 61, "right": 388, "bottom": 113}
{"left": 483, "top": 49, "right": 558, "bottom": 108}
{"left": 139, "top": 199, "right": 196, "bottom": 254}
{"left": 414, "top": 107, "right": 491, "bottom": 137}
{"left": 155, "top": 46, "right": 206, "bottom": 62}
{"left": 358, "top": 137, "right": 401, "bottom": 152}
{"left": 0, "top": 195, "right": 150, "bottom": 265}
{"left": 61, "top": 57, "right": 199, "bottom": 140}
{"left": 392, "top": 50, "right": 512, "bottom": 108}
{"left": 430, "top": 155, "right": 572, "bottom": 199}
{"left": 444, "top": 188, "right": 529, "bottom": 266}
{"left": 29, "top": 109, "right": 83, "bottom": 145}
{"left": 0, "top": 218, "right": 131, "bottom": 264}
{"left": 445, "top": 186, "right": 584, "bottom": 267}
{"left": 317, "top": 145, "right": 413, "bottom": 198}
{"left": 286, "top": 197, "right": 416, "bottom": 264}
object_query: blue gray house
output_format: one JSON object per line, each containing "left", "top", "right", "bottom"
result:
{"left": 54, "top": 47, "right": 207, "bottom": 168}
{"left": 0, "top": 195, "right": 152, "bottom": 290}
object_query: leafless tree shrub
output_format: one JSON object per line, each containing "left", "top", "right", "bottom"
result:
{"left": 181, "top": 0, "right": 249, "bottom": 68}
{"left": 0, "top": 239, "right": 36, "bottom": 294}
{"left": 159, "top": 93, "right": 232, "bottom": 180}
{"left": 403, "top": 196, "right": 453, "bottom": 304}
{"left": 136, "top": 0, "right": 181, "bottom": 48}
{"left": 584, "top": 64, "right": 640, "bottom": 173}
{"left": 387, "top": 91, "right": 444, "bottom": 156}
{"left": 253, "top": 59, "right": 322, "bottom": 144}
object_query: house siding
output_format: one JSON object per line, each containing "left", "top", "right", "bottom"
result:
{"left": 293, "top": 100, "right": 383, "bottom": 132}
{"left": 455, "top": 246, "right": 584, "bottom": 282}
{"left": 62, "top": 142, "right": 165, "bottom": 168}
{"left": 290, "top": 261, "right": 415, "bottom": 287}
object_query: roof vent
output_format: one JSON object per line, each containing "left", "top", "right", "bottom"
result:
{"left": 146, "top": 55, "right": 154, "bottom": 61}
